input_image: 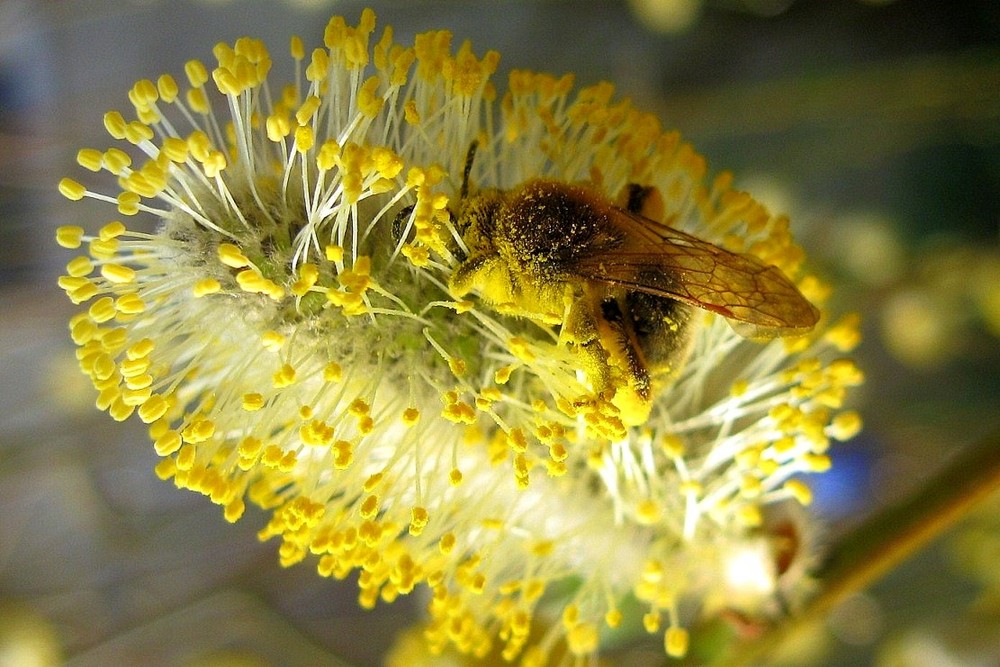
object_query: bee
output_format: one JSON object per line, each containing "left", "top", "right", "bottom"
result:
{"left": 440, "top": 144, "right": 819, "bottom": 424}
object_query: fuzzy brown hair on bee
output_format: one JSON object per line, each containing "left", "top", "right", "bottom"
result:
{"left": 446, "top": 143, "right": 819, "bottom": 425}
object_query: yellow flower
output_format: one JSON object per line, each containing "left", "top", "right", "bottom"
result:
{"left": 56, "top": 8, "right": 862, "bottom": 663}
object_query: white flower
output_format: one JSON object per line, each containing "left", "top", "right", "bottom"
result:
{"left": 56, "top": 8, "right": 862, "bottom": 662}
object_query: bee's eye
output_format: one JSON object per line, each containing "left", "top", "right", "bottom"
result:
{"left": 391, "top": 204, "right": 415, "bottom": 242}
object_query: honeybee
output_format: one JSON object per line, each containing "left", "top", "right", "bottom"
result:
{"left": 442, "top": 144, "right": 819, "bottom": 424}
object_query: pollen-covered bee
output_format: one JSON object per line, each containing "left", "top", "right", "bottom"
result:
{"left": 444, "top": 144, "right": 819, "bottom": 424}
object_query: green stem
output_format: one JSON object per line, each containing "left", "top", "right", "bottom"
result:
{"left": 714, "top": 429, "right": 1000, "bottom": 667}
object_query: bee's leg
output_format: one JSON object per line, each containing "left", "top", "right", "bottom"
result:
{"left": 596, "top": 298, "right": 651, "bottom": 401}
{"left": 448, "top": 253, "right": 498, "bottom": 298}
{"left": 560, "top": 290, "right": 613, "bottom": 394}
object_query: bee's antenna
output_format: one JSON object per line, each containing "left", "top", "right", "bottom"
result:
{"left": 461, "top": 140, "right": 479, "bottom": 201}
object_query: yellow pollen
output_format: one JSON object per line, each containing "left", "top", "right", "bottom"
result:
{"left": 262, "top": 330, "right": 286, "bottom": 351}
{"left": 192, "top": 278, "right": 221, "bottom": 297}
{"left": 218, "top": 243, "right": 250, "bottom": 269}
{"left": 66, "top": 256, "right": 94, "bottom": 278}
{"left": 273, "top": 363, "right": 296, "bottom": 388}
{"left": 566, "top": 622, "right": 599, "bottom": 655}
{"left": 401, "top": 407, "right": 420, "bottom": 426}
{"left": 360, "top": 494, "right": 379, "bottom": 519}
{"left": 76, "top": 148, "right": 103, "bottom": 171}
{"left": 664, "top": 627, "right": 690, "bottom": 658}
{"left": 101, "top": 263, "right": 136, "bottom": 284}
{"left": 58, "top": 178, "right": 86, "bottom": 201}
{"left": 56, "top": 225, "right": 85, "bottom": 249}
{"left": 784, "top": 478, "right": 813, "bottom": 505}
{"left": 409, "top": 507, "right": 429, "bottom": 536}
{"left": 137, "top": 395, "right": 169, "bottom": 423}
{"left": 363, "top": 472, "right": 383, "bottom": 492}
{"left": 323, "top": 362, "right": 342, "bottom": 383}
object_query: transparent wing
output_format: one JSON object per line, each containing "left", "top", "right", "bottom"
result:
{"left": 572, "top": 207, "right": 820, "bottom": 336}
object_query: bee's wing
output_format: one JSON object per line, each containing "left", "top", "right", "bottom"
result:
{"left": 573, "top": 207, "right": 820, "bottom": 336}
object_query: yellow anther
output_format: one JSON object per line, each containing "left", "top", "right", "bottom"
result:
{"left": 101, "top": 263, "right": 136, "bottom": 284}
{"left": 261, "top": 330, "right": 285, "bottom": 351}
{"left": 508, "top": 428, "right": 528, "bottom": 452}
{"left": 665, "top": 627, "right": 690, "bottom": 658}
{"left": 238, "top": 436, "right": 263, "bottom": 459}
{"left": 202, "top": 150, "right": 227, "bottom": 177}
{"left": 333, "top": 440, "right": 353, "bottom": 468}
{"left": 124, "top": 121, "right": 154, "bottom": 145}
{"left": 103, "top": 148, "right": 132, "bottom": 175}
{"left": 175, "top": 444, "right": 196, "bottom": 470}
{"left": 99, "top": 221, "right": 127, "bottom": 240}
{"left": 358, "top": 75, "right": 383, "bottom": 117}
{"left": 117, "top": 192, "right": 140, "bottom": 216}
{"left": 157, "top": 74, "right": 179, "bottom": 102}
{"left": 130, "top": 78, "right": 159, "bottom": 107}
{"left": 401, "top": 407, "right": 420, "bottom": 426}
{"left": 360, "top": 494, "right": 379, "bottom": 519}
{"left": 295, "top": 95, "right": 321, "bottom": 125}
{"left": 305, "top": 47, "right": 329, "bottom": 82}
{"left": 363, "top": 472, "right": 383, "bottom": 493}
{"left": 182, "top": 418, "right": 215, "bottom": 443}
{"left": 566, "top": 622, "right": 599, "bottom": 655}
{"left": 323, "top": 362, "right": 342, "bottom": 383}
{"left": 187, "top": 130, "right": 212, "bottom": 161}
{"left": 291, "top": 263, "right": 319, "bottom": 296}
{"left": 115, "top": 293, "right": 145, "bottom": 314}
{"left": 290, "top": 35, "right": 305, "bottom": 60}
{"left": 294, "top": 124, "right": 314, "bottom": 153}
{"left": 803, "top": 453, "right": 831, "bottom": 472}
{"left": 126, "top": 338, "right": 155, "bottom": 359}
{"left": 138, "top": 394, "right": 169, "bottom": 423}
{"left": 59, "top": 178, "right": 86, "bottom": 201}
{"left": 273, "top": 363, "right": 296, "bottom": 388}
{"left": 218, "top": 243, "right": 251, "bottom": 268}
{"left": 161, "top": 136, "right": 189, "bottom": 162}
{"left": 88, "top": 297, "right": 116, "bottom": 323}
{"left": 784, "top": 478, "right": 813, "bottom": 505}
{"left": 192, "top": 278, "right": 221, "bottom": 297}
{"left": 103, "top": 111, "right": 127, "bottom": 139}
{"left": 77, "top": 148, "right": 104, "bottom": 171}
{"left": 325, "top": 244, "right": 344, "bottom": 263}
{"left": 56, "top": 225, "right": 85, "bottom": 249}
{"left": 635, "top": 499, "right": 661, "bottom": 525}
{"left": 224, "top": 499, "right": 245, "bottom": 523}
{"left": 493, "top": 365, "right": 513, "bottom": 384}
{"left": 403, "top": 99, "right": 420, "bottom": 124}
{"left": 449, "top": 468, "right": 463, "bottom": 486}
{"left": 154, "top": 430, "right": 182, "bottom": 456}
{"left": 186, "top": 87, "right": 210, "bottom": 114}
{"left": 119, "top": 356, "right": 150, "bottom": 378}
{"left": 66, "top": 256, "right": 94, "bottom": 277}
{"left": 266, "top": 113, "right": 291, "bottom": 142}
{"left": 185, "top": 59, "right": 209, "bottom": 87}
{"left": 409, "top": 507, "right": 429, "bottom": 536}
{"left": 737, "top": 504, "right": 763, "bottom": 527}
{"left": 830, "top": 410, "right": 862, "bottom": 440}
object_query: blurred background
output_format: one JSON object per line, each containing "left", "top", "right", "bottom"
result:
{"left": 1, "top": 0, "right": 998, "bottom": 665}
